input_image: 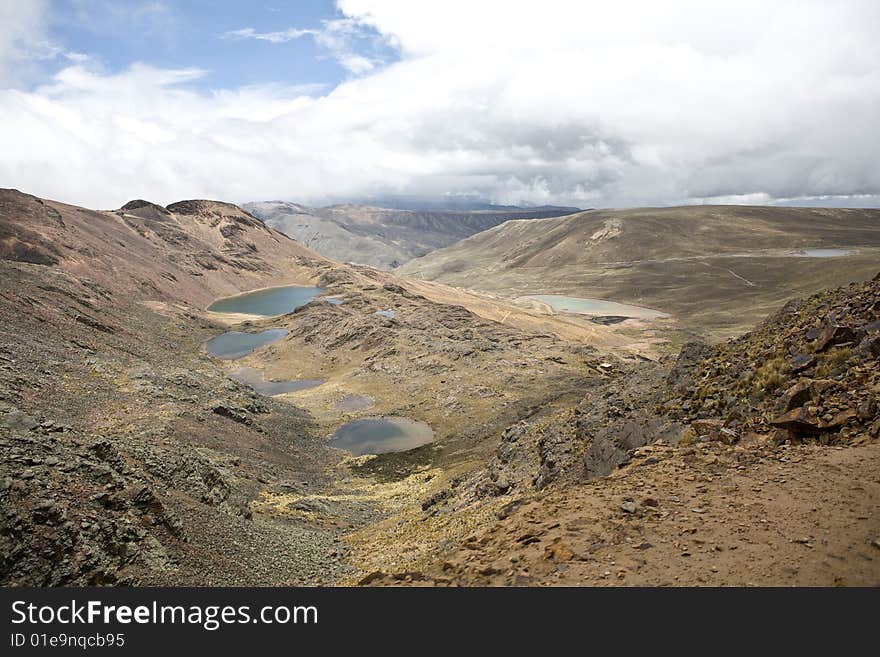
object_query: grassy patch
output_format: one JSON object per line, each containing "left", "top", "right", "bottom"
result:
{"left": 750, "top": 356, "right": 789, "bottom": 395}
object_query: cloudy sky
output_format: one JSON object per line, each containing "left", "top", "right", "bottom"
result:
{"left": 1, "top": 0, "right": 879, "bottom": 209}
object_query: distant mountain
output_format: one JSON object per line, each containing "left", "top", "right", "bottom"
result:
{"left": 243, "top": 200, "right": 581, "bottom": 269}
{"left": 398, "top": 205, "right": 880, "bottom": 338}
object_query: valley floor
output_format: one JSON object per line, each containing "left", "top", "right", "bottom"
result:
{"left": 369, "top": 439, "right": 880, "bottom": 586}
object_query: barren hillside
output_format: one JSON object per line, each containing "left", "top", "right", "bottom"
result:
{"left": 245, "top": 200, "right": 581, "bottom": 269}
{"left": 399, "top": 205, "right": 880, "bottom": 339}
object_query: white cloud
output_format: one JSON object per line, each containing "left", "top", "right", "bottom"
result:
{"left": 222, "top": 27, "right": 315, "bottom": 44}
{"left": 222, "top": 17, "right": 385, "bottom": 73}
{"left": 1, "top": 0, "right": 880, "bottom": 208}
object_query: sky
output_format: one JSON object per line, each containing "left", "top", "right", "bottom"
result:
{"left": 0, "top": 0, "right": 879, "bottom": 209}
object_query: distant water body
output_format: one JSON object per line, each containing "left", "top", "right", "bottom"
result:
{"left": 790, "top": 248, "right": 856, "bottom": 258}
{"left": 228, "top": 367, "right": 324, "bottom": 396}
{"left": 208, "top": 285, "right": 324, "bottom": 316}
{"left": 523, "top": 294, "right": 668, "bottom": 320}
{"left": 328, "top": 417, "right": 434, "bottom": 455}
{"left": 206, "top": 329, "right": 287, "bottom": 360}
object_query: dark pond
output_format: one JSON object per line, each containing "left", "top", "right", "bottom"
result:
{"left": 228, "top": 367, "right": 324, "bottom": 396}
{"left": 328, "top": 416, "right": 434, "bottom": 456}
{"left": 206, "top": 329, "right": 287, "bottom": 360}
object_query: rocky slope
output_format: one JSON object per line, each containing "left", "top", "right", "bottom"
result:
{"left": 3, "top": 188, "right": 877, "bottom": 587}
{"left": 398, "top": 205, "right": 880, "bottom": 339}
{"left": 0, "top": 190, "right": 351, "bottom": 584}
{"left": 244, "top": 201, "right": 580, "bottom": 269}
{"left": 0, "top": 190, "right": 600, "bottom": 585}
{"left": 359, "top": 274, "right": 880, "bottom": 585}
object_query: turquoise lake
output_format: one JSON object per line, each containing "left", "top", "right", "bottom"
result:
{"left": 207, "top": 285, "right": 324, "bottom": 316}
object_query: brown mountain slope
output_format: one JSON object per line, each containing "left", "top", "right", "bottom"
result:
{"left": 244, "top": 200, "right": 581, "bottom": 270}
{"left": 0, "top": 190, "right": 327, "bottom": 307}
{"left": 0, "top": 190, "right": 606, "bottom": 585}
{"left": 360, "top": 274, "right": 880, "bottom": 586}
{"left": 0, "top": 190, "right": 352, "bottom": 585}
{"left": 398, "top": 205, "right": 880, "bottom": 339}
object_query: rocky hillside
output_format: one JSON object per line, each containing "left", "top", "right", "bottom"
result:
{"left": 0, "top": 191, "right": 326, "bottom": 308}
{"left": 0, "top": 190, "right": 345, "bottom": 585}
{"left": 0, "top": 190, "right": 600, "bottom": 586}
{"left": 244, "top": 201, "right": 580, "bottom": 269}
{"left": 3, "top": 188, "right": 877, "bottom": 587}
{"left": 358, "top": 274, "right": 880, "bottom": 585}
{"left": 398, "top": 205, "right": 880, "bottom": 338}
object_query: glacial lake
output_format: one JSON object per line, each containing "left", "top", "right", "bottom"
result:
{"left": 790, "top": 248, "right": 856, "bottom": 258}
{"left": 523, "top": 295, "right": 668, "bottom": 320}
{"left": 206, "top": 329, "right": 288, "bottom": 360}
{"left": 228, "top": 367, "right": 324, "bottom": 396}
{"left": 207, "top": 285, "right": 324, "bottom": 316}
{"left": 328, "top": 417, "right": 434, "bottom": 456}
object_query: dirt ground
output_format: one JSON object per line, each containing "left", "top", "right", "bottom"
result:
{"left": 379, "top": 439, "right": 880, "bottom": 586}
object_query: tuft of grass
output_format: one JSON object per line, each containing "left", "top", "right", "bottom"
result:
{"left": 815, "top": 347, "right": 852, "bottom": 378}
{"left": 751, "top": 356, "right": 789, "bottom": 395}
{"left": 678, "top": 427, "right": 697, "bottom": 446}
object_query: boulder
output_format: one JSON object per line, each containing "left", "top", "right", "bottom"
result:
{"left": 776, "top": 380, "right": 813, "bottom": 412}
{"left": 790, "top": 354, "right": 816, "bottom": 373}
{"left": 857, "top": 334, "right": 880, "bottom": 358}
{"left": 814, "top": 321, "right": 856, "bottom": 352}
{"left": 768, "top": 407, "right": 823, "bottom": 435}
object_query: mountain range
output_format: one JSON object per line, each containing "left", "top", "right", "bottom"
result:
{"left": 1, "top": 188, "right": 878, "bottom": 586}
{"left": 243, "top": 200, "right": 580, "bottom": 269}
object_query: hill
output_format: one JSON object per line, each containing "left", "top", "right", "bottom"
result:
{"left": 2, "top": 190, "right": 877, "bottom": 587}
{"left": 244, "top": 200, "right": 581, "bottom": 269}
{"left": 398, "top": 205, "right": 880, "bottom": 339}
{"left": 362, "top": 273, "right": 880, "bottom": 586}
{"left": 0, "top": 190, "right": 604, "bottom": 585}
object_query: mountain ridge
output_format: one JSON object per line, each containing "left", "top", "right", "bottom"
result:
{"left": 398, "top": 204, "right": 880, "bottom": 339}
{"left": 244, "top": 200, "right": 582, "bottom": 269}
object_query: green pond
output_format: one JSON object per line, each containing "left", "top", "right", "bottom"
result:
{"left": 207, "top": 285, "right": 324, "bottom": 316}
{"left": 206, "top": 329, "right": 287, "bottom": 360}
{"left": 523, "top": 294, "right": 668, "bottom": 319}
{"left": 328, "top": 417, "right": 434, "bottom": 456}
{"left": 228, "top": 367, "right": 324, "bottom": 396}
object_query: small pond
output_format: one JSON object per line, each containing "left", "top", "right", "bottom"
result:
{"left": 523, "top": 295, "right": 668, "bottom": 320}
{"left": 206, "top": 329, "right": 287, "bottom": 360}
{"left": 328, "top": 416, "right": 434, "bottom": 456}
{"left": 790, "top": 248, "right": 855, "bottom": 258}
{"left": 207, "top": 285, "right": 324, "bottom": 316}
{"left": 325, "top": 297, "right": 345, "bottom": 305}
{"left": 374, "top": 309, "right": 395, "bottom": 319}
{"left": 228, "top": 367, "right": 324, "bottom": 396}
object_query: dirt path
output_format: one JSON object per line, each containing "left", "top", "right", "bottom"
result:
{"left": 386, "top": 439, "right": 880, "bottom": 586}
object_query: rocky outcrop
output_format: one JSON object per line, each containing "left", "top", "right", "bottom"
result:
{"left": 660, "top": 274, "right": 880, "bottom": 442}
